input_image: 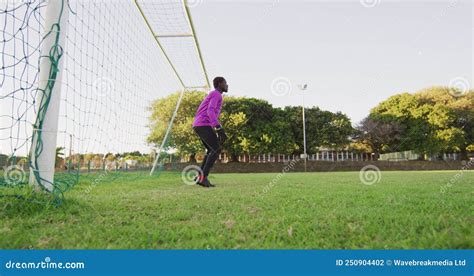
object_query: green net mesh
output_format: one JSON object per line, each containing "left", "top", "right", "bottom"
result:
{"left": 1, "top": 0, "right": 208, "bottom": 203}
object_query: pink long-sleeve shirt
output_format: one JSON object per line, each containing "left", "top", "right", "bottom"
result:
{"left": 192, "top": 90, "right": 223, "bottom": 127}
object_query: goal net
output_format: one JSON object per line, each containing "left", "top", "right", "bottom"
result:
{"left": 0, "top": 0, "right": 209, "bottom": 200}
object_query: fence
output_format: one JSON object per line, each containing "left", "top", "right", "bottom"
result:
{"left": 214, "top": 151, "right": 465, "bottom": 163}
{"left": 379, "top": 150, "right": 420, "bottom": 161}
{"left": 212, "top": 151, "right": 377, "bottom": 163}
{"left": 0, "top": 151, "right": 466, "bottom": 174}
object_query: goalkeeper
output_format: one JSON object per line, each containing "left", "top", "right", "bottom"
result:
{"left": 192, "top": 76, "right": 229, "bottom": 187}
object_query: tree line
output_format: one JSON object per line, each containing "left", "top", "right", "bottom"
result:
{"left": 148, "top": 86, "right": 473, "bottom": 161}
{"left": 1, "top": 86, "right": 472, "bottom": 168}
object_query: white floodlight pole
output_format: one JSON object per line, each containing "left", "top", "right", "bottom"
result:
{"left": 298, "top": 84, "right": 308, "bottom": 172}
{"left": 29, "top": 0, "right": 69, "bottom": 192}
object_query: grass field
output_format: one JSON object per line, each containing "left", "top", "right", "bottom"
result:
{"left": 0, "top": 170, "right": 473, "bottom": 249}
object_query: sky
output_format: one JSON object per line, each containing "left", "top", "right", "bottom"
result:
{"left": 0, "top": 0, "right": 472, "bottom": 157}
{"left": 190, "top": 0, "right": 472, "bottom": 125}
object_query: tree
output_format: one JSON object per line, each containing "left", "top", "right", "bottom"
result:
{"left": 84, "top": 153, "right": 95, "bottom": 165}
{"left": 221, "top": 97, "right": 276, "bottom": 156}
{"left": 354, "top": 116, "right": 403, "bottom": 157}
{"left": 148, "top": 91, "right": 355, "bottom": 160}
{"left": 325, "top": 112, "right": 354, "bottom": 149}
{"left": 284, "top": 106, "right": 353, "bottom": 153}
{"left": 0, "top": 154, "right": 9, "bottom": 167}
{"left": 105, "top": 153, "right": 115, "bottom": 162}
{"left": 55, "top": 147, "right": 65, "bottom": 168}
{"left": 148, "top": 90, "right": 206, "bottom": 161}
{"left": 416, "top": 86, "right": 473, "bottom": 159}
{"left": 219, "top": 111, "right": 247, "bottom": 161}
{"left": 369, "top": 87, "right": 473, "bottom": 159}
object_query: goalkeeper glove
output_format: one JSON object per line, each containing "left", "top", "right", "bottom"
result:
{"left": 215, "top": 125, "right": 228, "bottom": 144}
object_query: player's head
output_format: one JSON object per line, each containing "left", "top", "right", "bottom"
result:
{"left": 213, "top": 76, "right": 228, "bottom": 93}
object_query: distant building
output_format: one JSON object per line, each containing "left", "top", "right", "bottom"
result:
{"left": 125, "top": 159, "right": 138, "bottom": 167}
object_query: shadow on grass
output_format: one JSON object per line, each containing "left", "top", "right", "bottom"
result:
{"left": 0, "top": 186, "right": 93, "bottom": 219}
{"left": 0, "top": 171, "right": 180, "bottom": 221}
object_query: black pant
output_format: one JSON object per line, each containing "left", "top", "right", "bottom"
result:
{"left": 194, "top": 126, "right": 221, "bottom": 177}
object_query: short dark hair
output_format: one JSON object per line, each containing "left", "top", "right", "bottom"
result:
{"left": 213, "top": 77, "right": 225, "bottom": 89}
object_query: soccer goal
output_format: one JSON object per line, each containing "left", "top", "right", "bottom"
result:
{"left": 0, "top": 0, "right": 209, "bottom": 199}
